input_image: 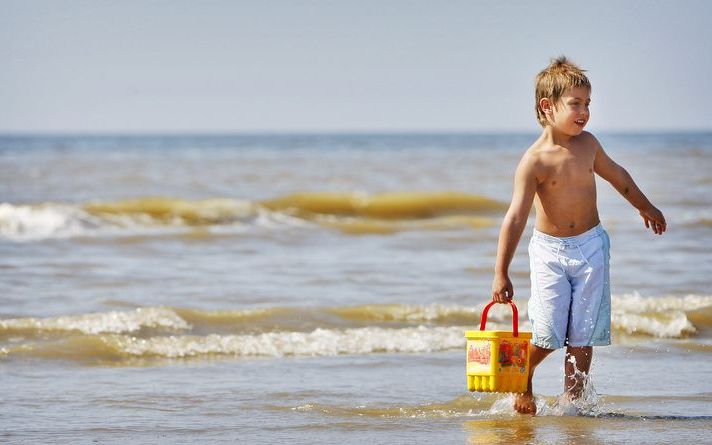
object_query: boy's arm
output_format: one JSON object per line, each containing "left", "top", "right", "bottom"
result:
{"left": 593, "top": 138, "right": 666, "bottom": 235}
{"left": 492, "top": 154, "right": 538, "bottom": 303}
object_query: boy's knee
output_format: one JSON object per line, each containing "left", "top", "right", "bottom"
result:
{"left": 565, "top": 345, "right": 593, "bottom": 356}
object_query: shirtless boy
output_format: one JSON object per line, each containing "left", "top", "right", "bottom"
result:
{"left": 491, "top": 57, "right": 666, "bottom": 415}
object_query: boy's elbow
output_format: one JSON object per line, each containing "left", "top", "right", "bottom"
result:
{"left": 602, "top": 165, "right": 629, "bottom": 187}
{"left": 613, "top": 166, "right": 633, "bottom": 187}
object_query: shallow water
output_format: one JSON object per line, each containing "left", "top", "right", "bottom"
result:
{"left": 1, "top": 133, "right": 711, "bottom": 443}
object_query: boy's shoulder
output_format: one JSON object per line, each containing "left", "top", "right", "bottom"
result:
{"left": 575, "top": 130, "right": 602, "bottom": 148}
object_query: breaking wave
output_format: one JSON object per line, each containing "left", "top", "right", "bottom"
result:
{"left": 2, "top": 294, "right": 712, "bottom": 363}
{"left": 0, "top": 192, "right": 503, "bottom": 241}
{"left": 0, "top": 307, "right": 191, "bottom": 336}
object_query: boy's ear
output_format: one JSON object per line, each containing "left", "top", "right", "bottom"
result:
{"left": 540, "top": 97, "right": 555, "bottom": 123}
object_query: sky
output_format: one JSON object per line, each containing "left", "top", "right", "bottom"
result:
{"left": 1, "top": 0, "right": 711, "bottom": 134}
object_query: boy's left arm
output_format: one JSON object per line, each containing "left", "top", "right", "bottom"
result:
{"left": 592, "top": 138, "right": 667, "bottom": 235}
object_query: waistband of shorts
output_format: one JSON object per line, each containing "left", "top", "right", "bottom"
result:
{"left": 531, "top": 223, "right": 605, "bottom": 247}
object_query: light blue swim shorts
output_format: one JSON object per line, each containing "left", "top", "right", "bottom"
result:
{"left": 528, "top": 223, "right": 611, "bottom": 350}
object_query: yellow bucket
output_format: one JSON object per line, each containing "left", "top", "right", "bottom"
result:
{"left": 465, "top": 301, "right": 531, "bottom": 393}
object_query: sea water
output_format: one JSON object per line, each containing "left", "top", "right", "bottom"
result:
{"left": 1, "top": 133, "right": 711, "bottom": 444}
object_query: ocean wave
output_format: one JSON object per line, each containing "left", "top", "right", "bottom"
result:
{"left": 0, "top": 304, "right": 504, "bottom": 339}
{"left": 611, "top": 293, "right": 712, "bottom": 338}
{"left": 2, "top": 325, "right": 467, "bottom": 361}
{"left": 0, "top": 192, "right": 504, "bottom": 241}
{"left": 3, "top": 295, "right": 711, "bottom": 341}
{"left": 160, "top": 303, "right": 513, "bottom": 331}
{"left": 0, "top": 307, "right": 191, "bottom": 336}
{"left": 260, "top": 192, "right": 505, "bottom": 219}
{"left": 0, "top": 202, "right": 101, "bottom": 240}
{"left": 3, "top": 295, "right": 712, "bottom": 363}
{"left": 0, "top": 199, "right": 261, "bottom": 241}
{"left": 111, "top": 325, "right": 464, "bottom": 358}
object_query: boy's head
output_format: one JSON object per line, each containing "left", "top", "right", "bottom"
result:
{"left": 535, "top": 56, "right": 591, "bottom": 127}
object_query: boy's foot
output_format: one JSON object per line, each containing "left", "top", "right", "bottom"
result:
{"left": 514, "top": 391, "right": 537, "bottom": 415}
{"left": 553, "top": 393, "right": 581, "bottom": 416}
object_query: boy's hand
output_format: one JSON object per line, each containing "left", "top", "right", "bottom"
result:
{"left": 639, "top": 205, "right": 667, "bottom": 235}
{"left": 492, "top": 274, "right": 514, "bottom": 303}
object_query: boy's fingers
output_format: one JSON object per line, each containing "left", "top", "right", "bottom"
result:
{"left": 492, "top": 290, "right": 501, "bottom": 302}
{"left": 492, "top": 289, "right": 512, "bottom": 303}
{"left": 658, "top": 218, "right": 667, "bottom": 233}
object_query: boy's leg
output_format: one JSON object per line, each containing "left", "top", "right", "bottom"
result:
{"left": 514, "top": 343, "right": 554, "bottom": 414}
{"left": 564, "top": 346, "right": 592, "bottom": 398}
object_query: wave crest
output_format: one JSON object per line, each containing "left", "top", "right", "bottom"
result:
{"left": 1, "top": 192, "right": 504, "bottom": 240}
{"left": 0, "top": 307, "right": 191, "bottom": 336}
{"left": 261, "top": 192, "right": 505, "bottom": 219}
{"left": 3, "top": 294, "right": 712, "bottom": 363}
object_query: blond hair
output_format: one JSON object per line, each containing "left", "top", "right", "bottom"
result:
{"left": 535, "top": 56, "right": 591, "bottom": 127}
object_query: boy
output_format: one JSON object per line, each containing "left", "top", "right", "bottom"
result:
{"left": 491, "top": 56, "right": 666, "bottom": 415}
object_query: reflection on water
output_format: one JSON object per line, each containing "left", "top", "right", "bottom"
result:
{"left": 465, "top": 415, "right": 712, "bottom": 445}
{"left": 465, "top": 416, "right": 608, "bottom": 445}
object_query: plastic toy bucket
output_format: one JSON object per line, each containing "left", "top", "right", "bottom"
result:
{"left": 465, "top": 301, "right": 532, "bottom": 393}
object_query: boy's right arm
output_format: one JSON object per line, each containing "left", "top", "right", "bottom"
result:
{"left": 492, "top": 154, "right": 538, "bottom": 303}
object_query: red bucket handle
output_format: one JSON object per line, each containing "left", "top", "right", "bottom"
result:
{"left": 480, "top": 301, "right": 519, "bottom": 337}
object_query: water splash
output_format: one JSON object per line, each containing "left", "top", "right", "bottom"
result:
{"left": 485, "top": 356, "right": 607, "bottom": 418}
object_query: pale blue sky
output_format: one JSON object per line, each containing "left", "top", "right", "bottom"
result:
{"left": 1, "top": 0, "right": 710, "bottom": 133}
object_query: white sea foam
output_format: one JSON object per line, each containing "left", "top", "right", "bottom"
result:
{"left": 0, "top": 200, "right": 279, "bottom": 241}
{"left": 610, "top": 293, "right": 712, "bottom": 337}
{"left": 0, "top": 307, "right": 191, "bottom": 335}
{"left": 3, "top": 294, "right": 710, "bottom": 343}
{"left": 0, "top": 202, "right": 99, "bottom": 241}
{"left": 612, "top": 292, "right": 712, "bottom": 312}
{"left": 105, "top": 325, "right": 467, "bottom": 358}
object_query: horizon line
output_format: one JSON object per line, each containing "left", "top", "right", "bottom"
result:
{"left": 2, "top": 128, "right": 712, "bottom": 137}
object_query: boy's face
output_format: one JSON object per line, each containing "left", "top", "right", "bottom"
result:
{"left": 547, "top": 86, "right": 591, "bottom": 135}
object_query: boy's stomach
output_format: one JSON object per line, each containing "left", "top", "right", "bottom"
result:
{"left": 533, "top": 207, "right": 601, "bottom": 237}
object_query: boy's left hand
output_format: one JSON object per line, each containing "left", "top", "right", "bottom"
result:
{"left": 639, "top": 205, "right": 666, "bottom": 235}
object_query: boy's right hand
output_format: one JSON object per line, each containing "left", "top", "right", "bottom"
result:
{"left": 492, "top": 273, "right": 514, "bottom": 303}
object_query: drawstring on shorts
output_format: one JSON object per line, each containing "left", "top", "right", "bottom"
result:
{"left": 533, "top": 224, "right": 603, "bottom": 269}
{"left": 576, "top": 243, "right": 592, "bottom": 268}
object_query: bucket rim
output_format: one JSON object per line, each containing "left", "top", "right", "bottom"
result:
{"left": 465, "top": 330, "right": 532, "bottom": 339}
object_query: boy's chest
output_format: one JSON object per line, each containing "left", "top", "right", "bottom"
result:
{"left": 541, "top": 151, "right": 596, "bottom": 187}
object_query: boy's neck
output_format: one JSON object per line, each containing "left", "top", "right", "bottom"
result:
{"left": 542, "top": 125, "right": 574, "bottom": 147}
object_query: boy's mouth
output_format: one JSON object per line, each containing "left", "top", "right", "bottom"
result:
{"left": 575, "top": 119, "right": 586, "bottom": 126}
